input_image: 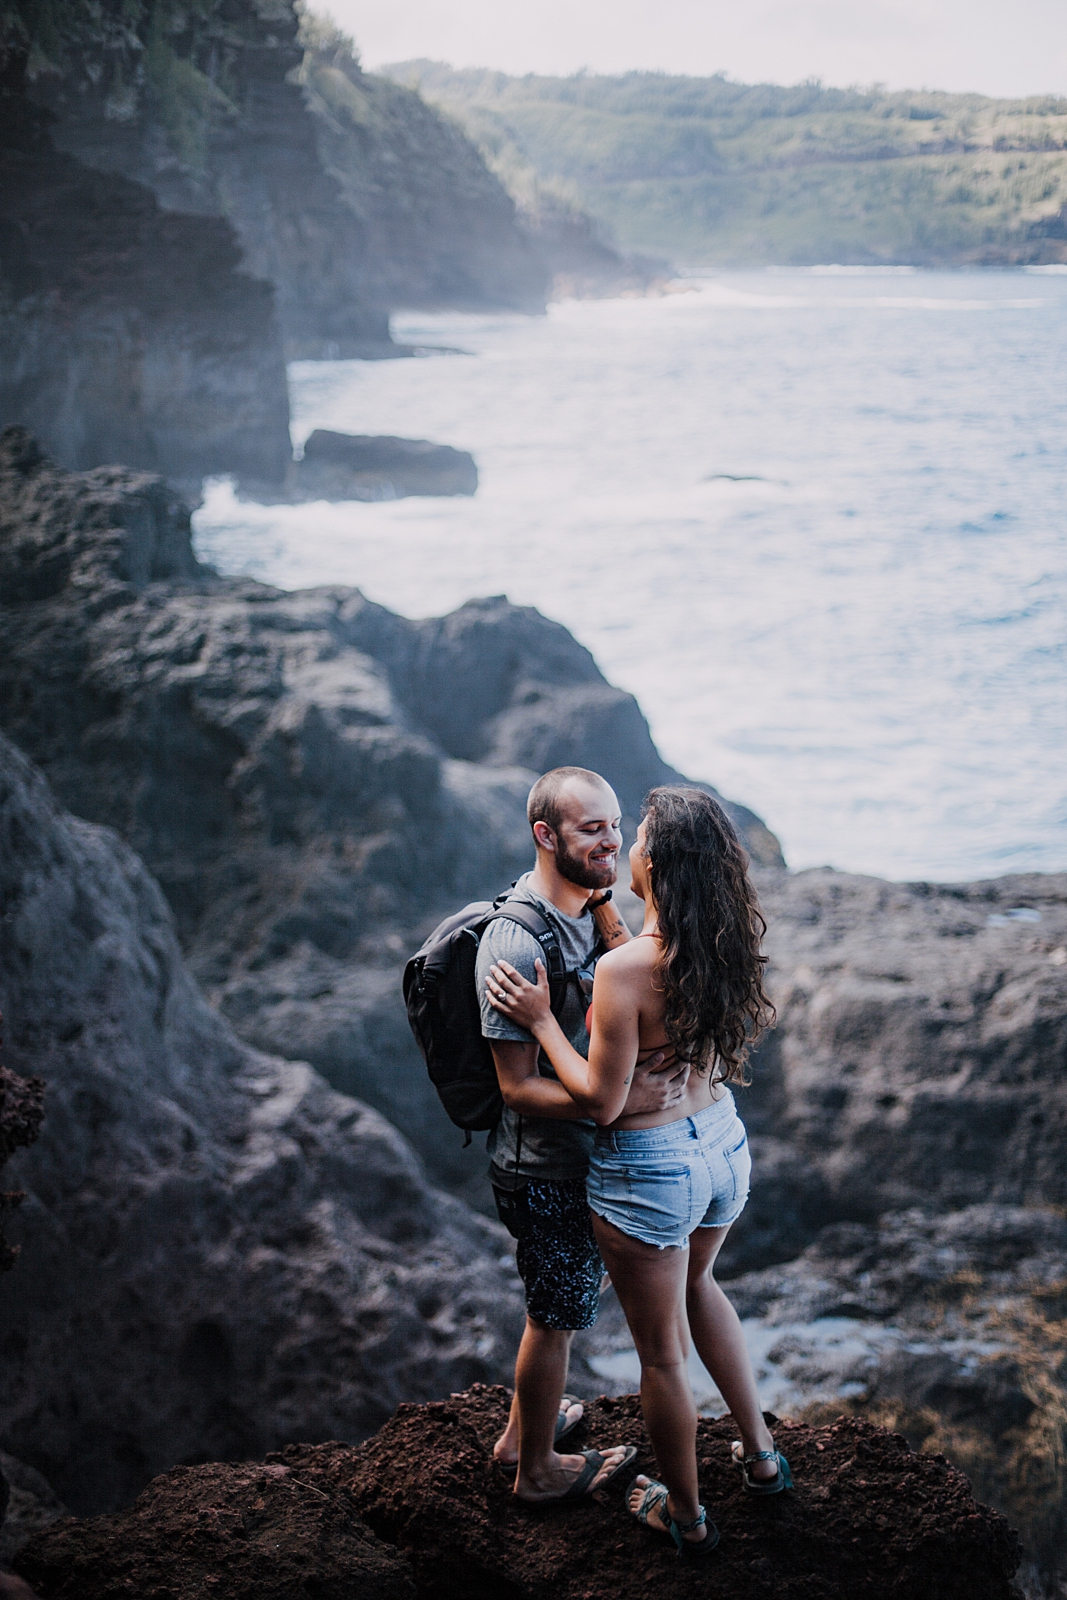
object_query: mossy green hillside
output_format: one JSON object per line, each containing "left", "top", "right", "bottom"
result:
{"left": 388, "top": 64, "right": 1067, "bottom": 264}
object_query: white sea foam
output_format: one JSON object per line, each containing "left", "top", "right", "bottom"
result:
{"left": 194, "top": 269, "right": 1067, "bottom": 882}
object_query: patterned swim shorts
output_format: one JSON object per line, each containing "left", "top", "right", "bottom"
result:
{"left": 495, "top": 1178, "right": 603, "bottom": 1331}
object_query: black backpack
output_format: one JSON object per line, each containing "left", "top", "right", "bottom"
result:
{"left": 403, "top": 891, "right": 571, "bottom": 1137}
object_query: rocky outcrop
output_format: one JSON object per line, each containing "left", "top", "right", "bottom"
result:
{"left": 299, "top": 23, "right": 547, "bottom": 322}
{"left": 299, "top": 431, "right": 477, "bottom": 498}
{"left": 15, "top": 1389, "right": 1022, "bottom": 1599}
{"left": 0, "top": 1456, "right": 65, "bottom": 1568}
{"left": 17, "top": 1, "right": 547, "bottom": 359}
{"left": 0, "top": 1027, "right": 43, "bottom": 1274}
{"left": 0, "top": 93, "right": 290, "bottom": 485}
{"left": 574, "top": 1205, "right": 1066, "bottom": 1589}
{"left": 723, "top": 867, "right": 1067, "bottom": 1273}
{"left": 0, "top": 729, "right": 525, "bottom": 1515}
{"left": 0, "top": 431, "right": 780, "bottom": 1200}
{"left": 245, "top": 431, "right": 480, "bottom": 503}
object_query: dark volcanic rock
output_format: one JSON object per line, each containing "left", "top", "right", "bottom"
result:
{"left": 716, "top": 1206, "right": 1067, "bottom": 1585}
{"left": 721, "top": 867, "right": 1067, "bottom": 1274}
{"left": 0, "top": 730, "right": 524, "bottom": 1514}
{"left": 0, "top": 434, "right": 780, "bottom": 1198}
{"left": 0, "top": 1455, "right": 66, "bottom": 1567}
{"left": 0, "top": 1021, "right": 44, "bottom": 1274}
{"left": 0, "top": 96, "right": 290, "bottom": 484}
{"left": 15, "top": 1459, "right": 414, "bottom": 1600}
{"left": 21, "top": 1, "right": 547, "bottom": 359}
{"left": 13, "top": 1390, "right": 1021, "bottom": 1600}
{"left": 294, "top": 431, "right": 478, "bottom": 500}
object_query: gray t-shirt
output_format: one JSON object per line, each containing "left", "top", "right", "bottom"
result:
{"left": 477, "top": 874, "right": 599, "bottom": 1185}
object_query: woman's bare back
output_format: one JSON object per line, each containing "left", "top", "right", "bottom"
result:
{"left": 595, "top": 934, "right": 724, "bottom": 1131}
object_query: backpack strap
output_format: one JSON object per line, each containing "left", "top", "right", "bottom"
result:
{"left": 482, "top": 900, "right": 570, "bottom": 1192}
{"left": 482, "top": 901, "right": 568, "bottom": 1017}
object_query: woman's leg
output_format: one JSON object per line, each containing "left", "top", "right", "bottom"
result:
{"left": 591, "top": 1212, "right": 709, "bottom": 1542}
{"left": 686, "top": 1224, "right": 776, "bottom": 1476}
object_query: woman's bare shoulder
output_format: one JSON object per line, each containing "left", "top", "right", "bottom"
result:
{"left": 596, "top": 938, "right": 659, "bottom": 977}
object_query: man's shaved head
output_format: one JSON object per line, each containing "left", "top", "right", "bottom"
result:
{"left": 527, "top": 767, "right": 613, "bottom": 836}
{"left": 526, "top": 768, "right": 622, "bottom": 891}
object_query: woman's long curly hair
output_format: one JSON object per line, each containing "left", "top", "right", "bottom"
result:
{"left": 641, "top": 786, "right": 775, "bottom": 1084}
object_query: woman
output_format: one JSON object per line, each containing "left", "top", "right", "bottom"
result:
{"left": 486, "top": 785, "right": 789, "bottom": 1557}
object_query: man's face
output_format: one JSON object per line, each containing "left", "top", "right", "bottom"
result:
{"left": 548, "top": 781, "right": 623, "bottom": 890}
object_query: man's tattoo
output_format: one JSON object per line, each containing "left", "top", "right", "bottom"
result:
{"left": 591, "top": 900, "right": 630, "bottom": 950}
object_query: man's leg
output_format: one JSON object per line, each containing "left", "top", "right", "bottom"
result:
{"left": 493, "top": 1322, "right": 581, "bottom": 1465}
{"left": 494, "top": 1179, "right": 629, "bottom": 1501}
{"left": 510, "top": 1314, "right": 628, "bottom": 1500}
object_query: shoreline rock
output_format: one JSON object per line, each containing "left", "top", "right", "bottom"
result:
{"left": 0, "top": 731, "right": 525, "bottom": 1515}
{"left": 240, "top": 431, "right": 479, "bottom": 504}
{"left": 0, "top": 97, "right": 291, "bottom": 488}
{"left": 721, "top": 866, "right": 1067, "bottom": 1274}
{"left": 0, "top": 431, "right": 781, "bottom": 1200}
{"left": 573, "top": 1204, "right": 1067, "bottom": 1587}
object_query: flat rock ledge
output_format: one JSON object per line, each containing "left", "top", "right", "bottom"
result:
{"left": 15, "top": 1387, "right": 1020, "bottom": 1600}
{"left": 240, "top": 430, "right": 479, "bottom": 502}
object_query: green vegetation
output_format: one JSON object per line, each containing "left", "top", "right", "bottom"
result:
{"left": 5, "top": 0, "right": 239, "bottom": 173}
{"left": 384, "top": 63, "right": 1067, "bottom": 265}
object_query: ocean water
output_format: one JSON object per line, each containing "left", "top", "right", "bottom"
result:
{"left": 193, "top": 269, "right": 1067, "bottom": 883}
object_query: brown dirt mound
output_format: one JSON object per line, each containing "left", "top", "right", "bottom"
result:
{"left": 337, "top": 1385, "right": 1020, "bottom": 1600}
{"left": 14, "top": 1387, "right": 1021, "bottom": 1600}
{"left": 13, "top": 1459, "right": 415, "bottom": 1600}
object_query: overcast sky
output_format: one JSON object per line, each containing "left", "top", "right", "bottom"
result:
{"left": 322, "top": 0, "right": 1067, "bottom": 99}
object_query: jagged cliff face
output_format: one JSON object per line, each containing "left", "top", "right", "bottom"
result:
{"left": 0, "top": 429, "right": 780, "bottom": 1202}
{"left": 722, "top": 867, "right": 1067, "bottom": 1275}
{"left": 20, "top": 0, "right": 547, "bottom": 357}
{"left": 0, "top": 91, "right": 291, "bottom": 482}
{"left": 300, "top": 30, "right": 548, "bottom": 317}
{"left": 0, "top": 728, "right": 525, "bottom": 1515}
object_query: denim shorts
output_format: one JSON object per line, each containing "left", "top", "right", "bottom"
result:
{"left": 586, "top": 1092, "right": 751, "bottom": 1250}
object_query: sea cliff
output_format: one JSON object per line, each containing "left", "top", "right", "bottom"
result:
{"left": 0, "top": 437, "right": 1064, "bottom": 1589}
{"left": 1, "top": 0, "right": 552, "bottom": 488}
{"left": 17, "top": 0, "right": 547, "bottom": 358}
{"left": 0, "top": 91, "right": 290, "bottom": 486}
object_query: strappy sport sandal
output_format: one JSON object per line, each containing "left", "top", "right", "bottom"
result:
{"left": 629, "top": 1476, "right": 720, "bottom": 1558}
{"left": 730, "top": 1441, "right": 794, "bottom": 1496}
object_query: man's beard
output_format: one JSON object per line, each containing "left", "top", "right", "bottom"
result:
{"left": 555, "top": 837, "right": 617, "bottom": 890}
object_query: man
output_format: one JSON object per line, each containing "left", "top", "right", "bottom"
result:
{"left": 477, "top": 765, "right": 689, "bottom": 1503}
